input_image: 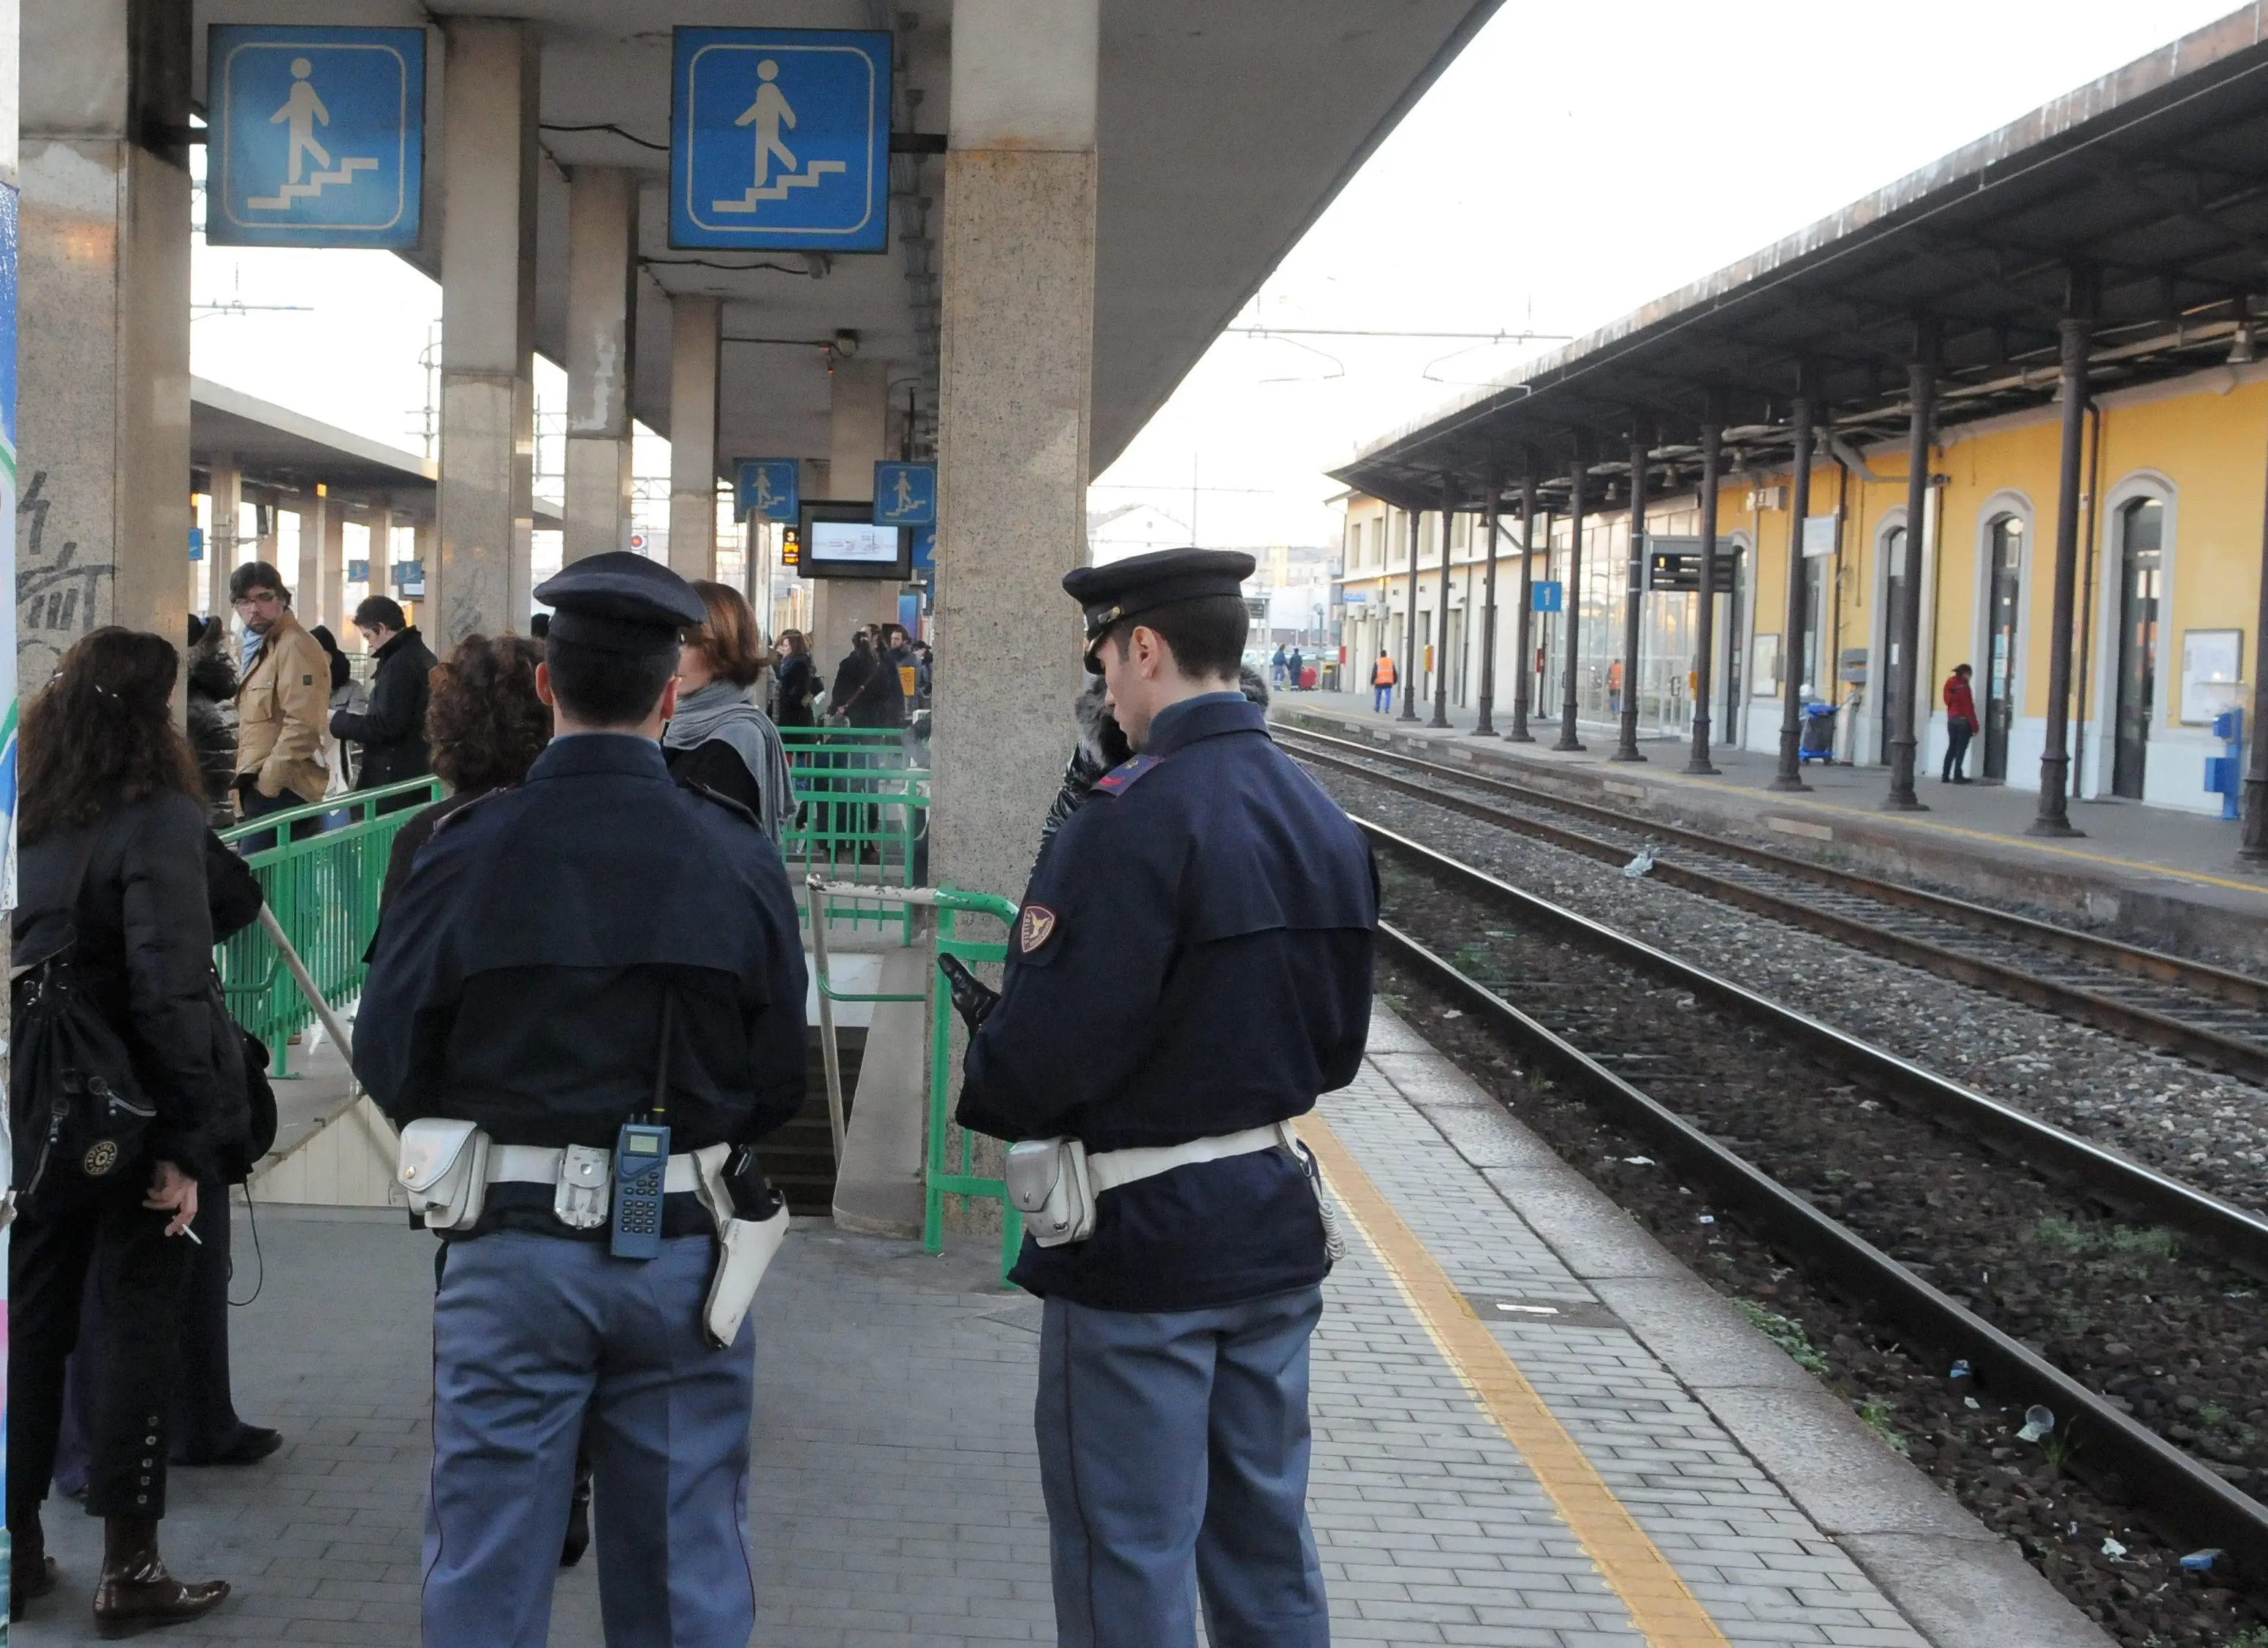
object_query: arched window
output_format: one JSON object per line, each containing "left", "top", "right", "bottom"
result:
{"left": 2111, "top": 498, "right": 2164, "bottom": 799}
{"left": 1981, "top": 515, "right": 2024, "bottom": 780}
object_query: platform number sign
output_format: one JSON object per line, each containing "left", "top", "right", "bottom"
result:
{"left": 208, "top": 26, "right": 425, "bottom": 248}
{"left": 671, "top": 28, "right": 892, "bottom": 253}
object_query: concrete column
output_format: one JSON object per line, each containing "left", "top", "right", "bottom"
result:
{"left": 435, "top": 18, "right": 537, "bottom": 642}
{"left": 664, "top": 293, "right": 721, "bottom": 581}
{"left": 18, "top": 0, "right": 191, "bottom": 696}
{"left": 205, "top": 452, "right": 241, "bottom": 617}
{"left": 564, "top": 167, "right": 638, "bottom": 563}
{"left": 314, "top": 495, "right": 346, "bottom": 634}
{"left": 812, "top": 355, "right": 895, "bottom": 650}
{"left": 931, "top": 0, "right": 1098, "bottom": 912}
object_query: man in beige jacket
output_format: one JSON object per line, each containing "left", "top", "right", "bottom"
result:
{"left": 229, "top": 561, "right": 330, "bottom": 848}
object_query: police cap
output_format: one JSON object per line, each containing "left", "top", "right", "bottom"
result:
{"left": 1063, "top": 547, "right": 1254, "bottom": 667}
{"left": 533, "top": 551, "right": 708, "bottom": 654}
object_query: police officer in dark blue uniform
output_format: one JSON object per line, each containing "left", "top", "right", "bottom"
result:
{"left": 953, "top": 547, "right": 1376, "bottom": 1648}
{"left": 357, "top": 552, "right": 808, "bottom": 1648}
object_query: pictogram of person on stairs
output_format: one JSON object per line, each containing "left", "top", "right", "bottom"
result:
{"left": 272, "top": 58, "right": 331, "bottom": 184}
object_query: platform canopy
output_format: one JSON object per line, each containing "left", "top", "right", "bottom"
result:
{"left": 1333, "top": 4, "right": 2268, "bottom": 513}
{"left": 190, "top": 0, "right": 1499, "bottom": 481}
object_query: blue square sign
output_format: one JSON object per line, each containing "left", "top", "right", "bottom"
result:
{"left": 873, "top": 462, "right": 935, "bottom": 528}
{"left": 672, "top": 29, "right": 892, "bottom": 252}
{"left": 735, "top": 459, "right": 800, "bottom": 524}
{"left": 208, "top": 26, "right": 425, "bottom": 248}
{"left": 1531, "top": 580, "right": 1564, "bottom": 614}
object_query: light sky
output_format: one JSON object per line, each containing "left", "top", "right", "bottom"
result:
{"left": 194, "top": 1, "right": 2245, "bottom": 548}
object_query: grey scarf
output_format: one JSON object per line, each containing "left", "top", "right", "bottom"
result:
{"left": 664, "top": 679, "right": 798, "bottom": 840}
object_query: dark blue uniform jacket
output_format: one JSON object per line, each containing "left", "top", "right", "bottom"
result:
{"left": 957, "top": 694, "right": 1376, "bottom": 1311}
{"left": 359, "top": 734, "right": 808, "bottom": 1238}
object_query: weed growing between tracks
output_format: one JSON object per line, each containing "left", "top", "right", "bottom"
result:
{"left": 1381, "top": 952, "right": 2268, "bottom": 1647}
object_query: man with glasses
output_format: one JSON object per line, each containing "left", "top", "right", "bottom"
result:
{"left": 229, "top": 562, "right": 330, "bottom": 848}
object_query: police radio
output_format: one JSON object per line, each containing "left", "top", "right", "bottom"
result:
{"left": 612, "top": 995, "right": 675, "bottom": 1261}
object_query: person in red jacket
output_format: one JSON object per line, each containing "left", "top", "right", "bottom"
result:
{"left": 1942, "top": 663, "right": 1980, "bottom": 783}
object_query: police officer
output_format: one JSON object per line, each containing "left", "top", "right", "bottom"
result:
{"left": 357, "top": 552, "right": 808, "bottom": 1648}
{"left": 954, "top": 547, "right": 1377, "bottom": 1648}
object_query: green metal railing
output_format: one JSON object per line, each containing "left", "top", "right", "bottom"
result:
{"left": 779, "top": 727, "right": 928, "bottom": 938}
{"left": 925, "top": 888, "right": 1022, "bottom": 1277}
{"left": 215, "top": 778, "right": 441, "bottom": 1073}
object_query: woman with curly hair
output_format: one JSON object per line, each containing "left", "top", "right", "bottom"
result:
{"left": 379, "top": 634, "right": 550, "bottom": 908}
{"left": 10, "top": 628, "right": 243, "bottom": 1629}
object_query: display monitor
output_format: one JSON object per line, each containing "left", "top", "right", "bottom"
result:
{"left": 797, "top": 500, "right": 909, "bottom": 580}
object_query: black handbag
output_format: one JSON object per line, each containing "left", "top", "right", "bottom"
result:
{"left": 10, "top": 826, "right": 159, "bottom": 1201}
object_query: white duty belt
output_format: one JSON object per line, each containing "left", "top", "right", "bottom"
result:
{"left": 487, "top": 1143, "right": 705, "bottom": 1193}
{"left": 1006, "top": 1122, "right": 1301, "bottom": 1248}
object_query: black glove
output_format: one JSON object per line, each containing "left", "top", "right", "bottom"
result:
{"left": 938, "top": 954, "right": 1001, "bottom": 1031}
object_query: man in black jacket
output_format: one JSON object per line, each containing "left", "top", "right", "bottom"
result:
{"left": 332, "top": 597, "right": 439, "bottom": 810}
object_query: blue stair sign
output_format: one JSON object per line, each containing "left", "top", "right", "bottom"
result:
{"left": 1532, "top": 580, "right": 1565, "bottom": 613}
{"left": 672, "top": 29, "right": 892, "bottom": 252}
{"left": 873, "top": 462, "right": 935, "bottom": 528}
{"left": 188, "top": 526, "right": 204, "bottom": 563}
{"left": 346, "top": 558, "right": 370, "bottom": 584}
{"left": 208, "top": 26, "right": 425, "bottom": 248}
{"left": 736, "top": 459, "right": 800, "bottom": 523}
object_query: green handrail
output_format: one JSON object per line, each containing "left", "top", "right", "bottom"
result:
{"left": 215, "top": 778, "right": 443, "bottom": 1073}
{"left": 778, "top": 727, "right": 929, "bottom": 940}
{"left": 925, "top": 886, "right": 1023, "bottom": 1278}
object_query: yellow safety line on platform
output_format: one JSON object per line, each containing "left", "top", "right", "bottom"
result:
{"left": 1297, "top": 1112, "right": 1733, "bottom": 1648}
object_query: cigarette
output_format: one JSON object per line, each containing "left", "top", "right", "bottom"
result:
{"left": 181, "top": 1226, "right": 203, "bottom": 1245}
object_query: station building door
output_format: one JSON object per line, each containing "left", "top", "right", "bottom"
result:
{"left": 1878, "top": 528, "right": 1907, "bottom": 762}
{"left": 2112, "top": 498, "right": 2163, "bottom": 800}
{"left": 1982, "top": 515, "right": 2024, "bottom": 781}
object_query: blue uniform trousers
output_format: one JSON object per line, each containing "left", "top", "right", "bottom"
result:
{"left": 425, "top": 1232, "right": 756, "bottom": 1648}
{"left": 1036, "top": 1284, "right": 1330, "bottom": 1648}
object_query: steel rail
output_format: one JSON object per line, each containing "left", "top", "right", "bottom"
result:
{"left": 1376, "top": 913, "right": 2268, "bottom": 1579}
{"left": 1359, "top": 816, "right": 2268, "bottom": 1281}
{"left": 1284, "top": 724, "right": 2268, "bottom": 1085}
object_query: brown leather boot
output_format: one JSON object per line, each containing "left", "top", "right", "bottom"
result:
{"left": 9, "top": 1503, "right": 60, "bottom": 1620}
{"left": 90, "top": 1516, "right": 227, "bottom": 1636}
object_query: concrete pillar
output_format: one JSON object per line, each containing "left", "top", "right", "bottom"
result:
{"left": 435, "top": 18, "right": 537, "bottom": 642}
{"left": 205, "top": 452, "right": 241, "bottom": 617}
{"left": 664, "top": 292, "right": 720, "bottom": 581}
{"left": 930, "top": 0, "right": 1098, "bottom": 912}
{"left": 563, "top": 167, "right": 638, "bottom": 563}
{"left": 314, "top": 495, "right": 346, "bottom": 634}
{"left": 812, "top": 355, "right": 895, "bottom": 652}
{"left": 17, "top": 0, "right": 191, "bottom": 697}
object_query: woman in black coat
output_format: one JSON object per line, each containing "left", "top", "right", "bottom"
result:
{"left": 773, "top": 629, "right": 819, "bottom": 729}
{"left": 10, "top": 628, "right": 244, "bottom": 1630}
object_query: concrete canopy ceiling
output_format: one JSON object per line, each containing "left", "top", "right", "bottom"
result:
{"left": 194, "top": 1, "right": 1498, "bottom": 482}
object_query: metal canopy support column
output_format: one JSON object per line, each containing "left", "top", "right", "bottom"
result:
{"left": 1397, "top": 506, "right": 1420, "bottom": 721}
{"left": 435, "top": 17, "right": 538, "bottom": 643}
{"left": 1430, "top": 474, "right": 1455, "bottom": 728}
{"left": 205, "top": 452, "right": 240, "bottom": 617}
{"left": 2032, "top": 278, "right": 2093, "bottom": 838}
{"left": 1474, "top": 466, "right": 1502, "bottom": 735}
{"left": 1772, "top": 381, "right": 1816, "bottom": 791}
{"left": 1556, "top": 442, "right": 1590, "bottom": 751}
{"left": 562, "top": 166, "right": 639, "bottom": 564}
{"left": 1885, "top": 320, "right": 1938, "bottom": 811}
{"left": 1688, "top": 418, "right": 1723, "bottom": 774}
{"left": 1506, "top": 468, "right": 1539, "bottom": 743}
{"left": 1612, "top": 421, "right": 1650, "bottom": 762}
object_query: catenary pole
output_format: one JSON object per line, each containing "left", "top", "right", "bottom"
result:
{"left": 1688, "top": 417, "right": 1723, "bottom": 773}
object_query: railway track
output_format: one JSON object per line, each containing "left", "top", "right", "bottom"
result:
{"left": 1359, "top": 814, "right": 2268, "bottom": 1593}
{"left": 1278, "top": 722, "right": 2268, "bottom": 1087}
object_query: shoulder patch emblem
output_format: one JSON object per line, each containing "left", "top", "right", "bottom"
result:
{"left": 1095, "top": 753, "right": 1164, "bottom": 796}
{"left": 1019, "top": 904, "right": 1058, "bottom": 954}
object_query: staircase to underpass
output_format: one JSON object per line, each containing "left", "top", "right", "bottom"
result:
{"left": 765, "top": 1026, "right": 865, "bottom": 1216}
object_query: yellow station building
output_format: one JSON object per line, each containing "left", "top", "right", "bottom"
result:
{"left": 1333, "top": 6, "right": 2268, "bottom": 829}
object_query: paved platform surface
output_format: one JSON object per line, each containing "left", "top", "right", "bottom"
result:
{"left": 1281, "top": 691, "right": 2268, "bottom": 964}
{"left": 13, "top": 1012, "right": 2104, "bottom": 1647}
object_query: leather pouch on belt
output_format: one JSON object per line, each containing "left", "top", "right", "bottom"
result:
{"left": 691, "top": 1144, "right": 789, "bottom": 1349}
{"left": 1005, "top": 1137, "right": 1094, "bottom": 1248}
{"left": 397, "top": 1119, "right": 490, "bottom": 1230}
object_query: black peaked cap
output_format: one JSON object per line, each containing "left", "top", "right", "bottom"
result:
{"left": 1063, "top": 548, "right": 1255, "bottom": 657}
{"left": 534, "top": 551, "right": 708, "bottom": 653}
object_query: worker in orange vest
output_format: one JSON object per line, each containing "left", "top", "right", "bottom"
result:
{"left": 1370, "top": 650, "right": 1396, "bottom": 714}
